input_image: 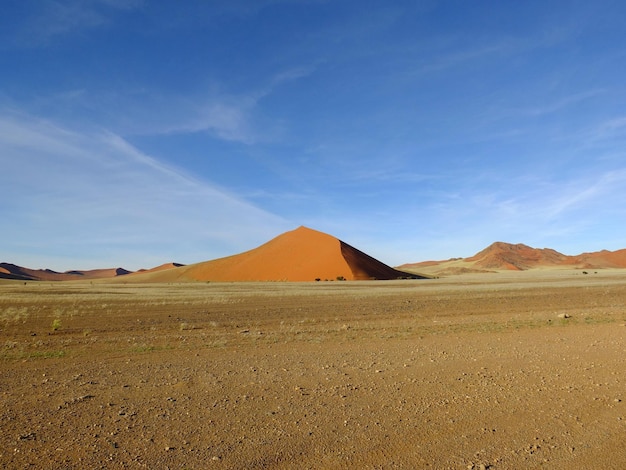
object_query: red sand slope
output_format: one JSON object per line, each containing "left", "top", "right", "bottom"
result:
{"left": 137, "top": 226, "right": 423, "bottom": 282}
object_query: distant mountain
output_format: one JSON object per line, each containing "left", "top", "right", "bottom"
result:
{"left": 0, "top": 263, "right": 131, "bottom": 281}
{"left": 399, "top": 242, "right": 626, "bottom": 275}
{"left": 128, "top": 226, "right": 426, "bottom": 282}
{"left": 466, "top": 242, "right": 569, "bottom": 270}
{"left": 571, "top": 249, "right": 626, "bottom": 269}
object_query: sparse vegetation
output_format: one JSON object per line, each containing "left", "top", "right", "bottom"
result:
{"left": 28, "top": 349, "right": 66, "bottom": 359}
{"left": 130, "top": 343, "right": 166, "bottom": 353}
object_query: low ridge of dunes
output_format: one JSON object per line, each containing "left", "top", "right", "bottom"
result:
{"left": 131, "top": 263, "right": 185, "bottom": 275}
{"left": 135, "top": 226, "right": 425, "bottom": 282}
{"left": 399, "top": 242, "right": 626, "bottom": 276}
{"left": 0, "top": 263, "right": 131, "bottom": 281}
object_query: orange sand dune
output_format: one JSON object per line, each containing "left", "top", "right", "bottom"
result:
{"left": 134, "top": 226, "right": 424, "bottom": 282}
{"left": 132, "top": 263, "right": 185, "bottom": 275}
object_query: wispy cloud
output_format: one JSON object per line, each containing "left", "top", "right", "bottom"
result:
{"left": 543, "top": 168, "right": 626, "bottom": 217}
{"left": 414, "top": 43, "right": 508, "bottom": 75}
{"left": 585, "top": 116, "right": 626, "bottom": 143}
{"left": 168, "top": 66, "right": 317, "bottom": 142}
{"left": 471, "top": 169, "right": 626, "bottom": 225}
{"left": 409, "top": 16, "right": 583, "bottom": 80}
{"left": 32, "top": 64, "right": 317, "bottom": 144}
{"left": 168, "top": 99, "right": 259, "bottom": 143}
{"left": 518, "top": 89, "right": 605, "bottom": 117}
{"left": 0, "top": 110, "right": 289, "bottom": 270}
{"left": 143, "top": 94, "right": 264, "bottom": 144}
{"left": 11, "top": 0, "right": 143, "bottom": 46}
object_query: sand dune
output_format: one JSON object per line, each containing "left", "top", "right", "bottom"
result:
{"left": 0, "top": 263, "right": 131, "bottom": 281}
{"left": 0, "top": 262, "right": 189, "bottom": 282}
{"left": 131, "top": 262, "right": 185, "bottom": 275}
{"left": 3, "top": 226, "right": 422, "bottom": 282}
{"left": 131, "top": 226, "right": 424, "bottom": 282}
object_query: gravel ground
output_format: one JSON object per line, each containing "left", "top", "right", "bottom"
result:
{"left": 1, "top": 272, "right": 625, "bottom": 469}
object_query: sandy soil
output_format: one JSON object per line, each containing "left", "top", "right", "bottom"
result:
{"left": 1, "top": 270, "right": 625, "bottom": 469}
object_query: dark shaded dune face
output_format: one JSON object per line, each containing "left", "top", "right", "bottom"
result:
{"left": 0, "top": 263, "right": 33, "bottom": 278}
{"left": 339, "top": 242, "right": 424, "bottom": 280}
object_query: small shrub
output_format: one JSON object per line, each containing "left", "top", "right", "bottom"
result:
{"left": 51, "top": 319, "right": 62, "bottom": 332}
{"left": 131, "top": 343, "right": 156, "bottom": 353}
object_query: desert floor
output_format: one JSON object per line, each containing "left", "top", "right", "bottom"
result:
{"left": 1, "top": 270, "right": 625, "bottom": 469}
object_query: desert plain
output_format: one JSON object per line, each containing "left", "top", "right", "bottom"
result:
{"left": 1, "top": 270, "right": 626, "bottom": 469}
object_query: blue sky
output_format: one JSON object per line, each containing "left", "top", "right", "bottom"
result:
{"left": 2, "top": 0, "right": 626, "bottom": 270}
